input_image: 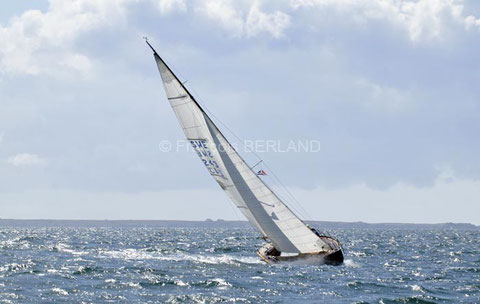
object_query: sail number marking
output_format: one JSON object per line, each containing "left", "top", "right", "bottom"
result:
{"left": 190, "top": 139, "right": 225, "bottom": 178}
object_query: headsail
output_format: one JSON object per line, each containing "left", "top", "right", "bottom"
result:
{"left": 149, "top": 42, "right": 329, "bottom": 253}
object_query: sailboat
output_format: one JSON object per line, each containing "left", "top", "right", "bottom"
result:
{"left": 146, "top": 40, "right": 344, "bottom": 265}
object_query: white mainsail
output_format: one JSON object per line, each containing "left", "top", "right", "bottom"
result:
{"left": 150, "top": 44, "right": 329, "bottom": 254}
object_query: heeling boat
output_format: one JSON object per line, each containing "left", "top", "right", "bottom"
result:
{"left": 146, "top": 40, "right": 344, "bottom": 266}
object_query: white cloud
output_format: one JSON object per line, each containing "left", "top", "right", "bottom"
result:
{"left": 0, "top": 0, "right": 132, "bottom": 76}
{"left": 7, "top": 153, "right": 46, "bottom": 167}
{"left": 199, "top": 0, "right": 245, "bottom": 36}
{"left": 355, "top": 78, "right": 412, "bottom": 113}
{"left": 246, "top": 3, "right": 291, "bottom": 38}
{"left": 0, "top": 0, "right": 292, "bottom": 77}
{"left": 294, "top": 171, "right": 480, "bottom": 225}
{"left": 198, "top": 0, "right": 291, "bottom": 38}
{"left": 155, "top": 0, "right": 187, "bottom": 14}
{"left": 1, "top": 0, "right": 478, "bottom": 77}
{"left": 465, "top": 14, "right": 480, "bottom": 30}
{"left": 290, "top": 0, "right": 480, "bottom": 42}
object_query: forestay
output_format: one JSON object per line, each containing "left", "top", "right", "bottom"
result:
{"left": 151, "top": 48, "right": 329, "bottom": 254}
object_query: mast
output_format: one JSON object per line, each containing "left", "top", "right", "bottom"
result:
{"left": 144, "top": 39, "right": 299, "bottom": 219}
{"left": 145, "top": 39, "right": 289, "bottom": 209}
{"left": 145, "top": 38, "right": 208, "bottom": 116}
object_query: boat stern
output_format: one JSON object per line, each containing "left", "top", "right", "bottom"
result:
{"left": 323, "top": 248, "right": 344, "bottom": 266}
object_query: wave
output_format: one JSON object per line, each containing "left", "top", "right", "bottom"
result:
{"left": 98, "top": 248, "right": 262, "bottom": 265}
{"left": 51, "top": 243, "right": 88, "bottom": 256}
{"left": 344, "top": 259, "right": 360, "bottom": 268}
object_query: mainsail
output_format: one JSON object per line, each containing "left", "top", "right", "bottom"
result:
{"left": 149, "top": 42, "right": 329, "bottom": 254}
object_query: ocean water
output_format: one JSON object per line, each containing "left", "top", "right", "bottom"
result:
{"left": 0, "top": 226, "right": 479, "bottom": 303}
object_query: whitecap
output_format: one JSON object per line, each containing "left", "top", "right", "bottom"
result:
{"left": 174, "top": 280, "right": 189, "bottom": 286}
{"left": 51, "top": 287, "right": 68, "bottom": 295}
{"left": 53, "top": 243, "right": 88, "bottom": 256}
{"left": 344, "top": 259, "right": 360, "bottom": 268}
{"left": 98, "top": 248, "right": 262, "bottom": 265}
{"left": 411, "top": 284, "right": 424, "bottom": 293}
{"left": 209, "top": 278, "right": 232, "bottom": 288}
{"left": 122, "top": 282, "right": 141, "bottom": 288}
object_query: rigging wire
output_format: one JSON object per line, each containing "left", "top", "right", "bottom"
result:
{"left": 163, "top": 54, "right": 328, "bottom": 235}
{"left": 190, "top": 90, "right": 330, "bottom": 236}
{"left": 185, "top": 84, "right": 319, "bottom": 226}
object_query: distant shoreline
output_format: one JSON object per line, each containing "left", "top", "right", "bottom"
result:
{"left": 0, "top": 219, "right": 478, "bottom": 230}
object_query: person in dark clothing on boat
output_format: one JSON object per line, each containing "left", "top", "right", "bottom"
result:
{"left": 306, "top": 224, "right": 322, "bottom": 237}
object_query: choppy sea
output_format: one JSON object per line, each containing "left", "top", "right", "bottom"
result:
{"left": 0, "top": 225, "right": 479, "bottom": 303}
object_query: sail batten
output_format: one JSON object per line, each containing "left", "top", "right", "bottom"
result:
{"left": 151, "top": 48, "right": 329, "bottom": 254}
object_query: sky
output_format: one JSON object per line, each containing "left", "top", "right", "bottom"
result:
{"left": 0, "top": 0, "right": 479, "bottom": 224}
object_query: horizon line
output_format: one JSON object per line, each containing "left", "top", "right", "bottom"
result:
{"left": 0, "top": 218, "right": 477, "bottom": 227}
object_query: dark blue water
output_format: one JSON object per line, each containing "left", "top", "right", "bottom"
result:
{"left": 0, "top": 227, "right": 479, "bottom": 303}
